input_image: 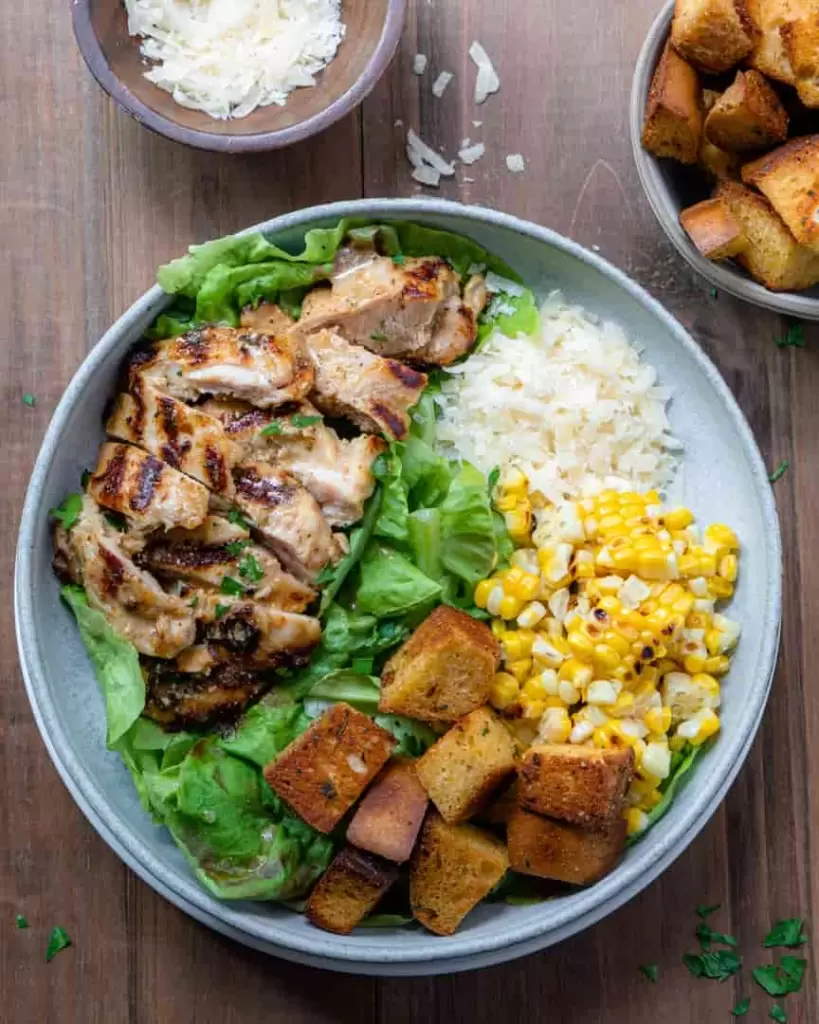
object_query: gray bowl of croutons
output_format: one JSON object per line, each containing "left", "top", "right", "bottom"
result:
{"left": 632, "top": 0, "right": 819, "bottom": 317}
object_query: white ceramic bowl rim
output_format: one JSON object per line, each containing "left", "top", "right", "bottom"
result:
{"left": 15, "top": 198, "right": 782, "bottom": 971}
{"left": 630, "top": 0, "right": 819, "bottom": 319}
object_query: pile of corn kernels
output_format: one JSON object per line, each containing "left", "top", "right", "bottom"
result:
{"left": 474, "top": 468, "right": 742, "bottom": 835}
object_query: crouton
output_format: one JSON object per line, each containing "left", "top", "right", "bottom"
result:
{"left": 700, "top": 137, "right": 742, "bottom": 180}
{"left": 306, "top": 845, "right": 399, "bottom": 935}
{"left": 671, "top": 0, "right": 757, "bottom": 71}
{"left": 410, "top": 811, "right": 509, "bottom": 936}
{"left": 641, "top": 41, "right": 703, "bottom": 164}
{"left": 518, "top": 744, "right": 634, "bottom": 828}
{"left": 704, "top": 70, "right": 788, "bottom": 152}
{"left": 346, "top": 759, "right": 428, "bottom": 863}
{"left": 746, "top": 0, "right": 796, "bottom": 84}
{"left": 264, "top": 703, "right": 396, "bottom": 833}
{"left": 781, "top": 5, "right": 819, "bottom": 107}
{"left": 680, "top": 197, "right": 749, "bottom": 258}
{"left": 415, "top": 708, "right": 517, "bottom": 824}
{"left": 714, "top": 178, "right": 819, "bottom": 287}
{"left": 479, "top": 779, "right": 520, "bottom": 828}
{"left": 507, "top": 806, "right": 627, "bottom": 886}
{"left": 741, "top": 136, "right": 819, "bottom": 250}
{"left": 379, "top": 606, "right": 500, "bottom": 723}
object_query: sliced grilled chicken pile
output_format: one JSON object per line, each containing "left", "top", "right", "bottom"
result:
{"left": 53, "top": 249, "right": 487, "bottom": 730}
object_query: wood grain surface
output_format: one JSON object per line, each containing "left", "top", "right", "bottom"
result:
{"left": 1, "top": 2, "right": 815, "bottom": 1021}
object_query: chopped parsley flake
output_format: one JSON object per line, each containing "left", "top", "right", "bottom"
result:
{"left": 769, "top": 461, "right": 790, "bottom": 484}
{"left": 763, "top": 919, "right": 808, "bottom": 949}
{"left": 697, "top": 903, "right": 721, "bottom": 919}
{"left": 637, "top": 964, "right": 659, "bottom": 983}
{"left": 188, "top": 596, "right": 199, "bottom": 609}
{"left": 227, "top": 508, "right": 251, "bottom": 529}
{"left": 290, "top": 413, "right": 323, "bottom": 428}
{"left": 49, "top": 494, "right": 83, "bottom": 530}
{"left": 22, "top": 393, "right": 36, "bottom": 407}
{"left": 776, "top": 323, "right": 805, "bottom": 349}
{"left": 45, "top": 926, "right": 72, "bottom": 961}
{"left": 753, "top": 956, "right": 807, "bottom": 997}
{"left": 488, "top": 466, "right": 501, "bottom": 492}
{"left": 683, "top": 948, "right": 742, "bottom": 981}
{"left": 260, "top": 420, "right": 284, "bottom": 437}
{"left": 238, "top": 553, "right": 264, "bottom": 583}
{"left": 769, "top": 1005, "right": 787, "bottom": 1023}
{"left": 214, "top": 603, "right": 230, "bottom": 619}
{"left": 731, "top": 998, "right": 751, "bottom": 1017}
{"left": 696, "top": 922, "right": 738, "bottom": 950}
{"left": 392, "top": 253, "right": 406, "bottom": 266}
{"left": 225, "top": 540, "right": 250, "bottom": 557}
{"left": 220, "top": 576, "right": 245, "bottom": 596}
{"left": 15, "top": 914, "right": 28, "bottom": 930}
{"left": 370, "top": 331, "right": 388, "bottom": 342}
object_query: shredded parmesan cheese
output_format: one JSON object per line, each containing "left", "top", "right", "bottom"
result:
{"left": 124, "top": 0, "right": 345, "bottom": 120}
{"left": 458, "top": 142, "right": 486, "bottom": 165}
{"left": 506, "top": 153, "right": 526, "bottom": 173}
{"left": 469, "top": 41, "right": 500, "bottom": 104}
{"left": 406, "top": 128, "right": 456, "bottom": 179}
{"left": 432, "top": 71, "right": 454, "bottom": 97}
{"left": 413, "top": 53, "right": 428, "bottom": 75}
{"left": 435, "top": 293, "right": 679, "bottom": 502}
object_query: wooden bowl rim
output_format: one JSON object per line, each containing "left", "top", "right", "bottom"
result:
{"left": 71, "top": 0, "right": 407, "bottom": 153}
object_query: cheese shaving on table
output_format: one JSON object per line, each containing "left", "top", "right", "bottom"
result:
{"left": 434, "top": 292, "right": 679, "bottom": 503}
{"left": 469, "top": 41, "right": 500, "bottom": 103}
{"left": 506, "top": 154, "right": 526, "bottom": 173}
{"left": 432, "top": 71, "right": 454, "bottom": 97}
{"left": 406, "top": 129, "right": 456, "bottom": 177}
{"left": 458, "top": 142, "right": 485, "bottom": 165}
{"left": 413, "top": 54, "right": 428, "bottom": 75}
{"left": 123, "top": 0, "right": 345, "bottom": 120}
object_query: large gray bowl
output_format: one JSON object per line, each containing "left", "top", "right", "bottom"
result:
{"left": 15, "top": 199, "right": 782, "bottom": 975}
{"left": 631, "top": 0, "right": 819, "bottom": 319}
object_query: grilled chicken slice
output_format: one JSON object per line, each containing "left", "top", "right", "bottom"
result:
{"left": 305, "top": 330, "right": 426, "bottom": 441}
{"left": 106, "top": 382, "right": 239, "bottom": 499}
{"left": 233, "top": 460, "right": 342, "bottom": 581}
{"left": 141, "top": 531, "right": 316, "bottom": 612}
{"left": 201, "top": 599, "right": 321, "bottom": 668}
{"left": 144, "top": 659, "right": 270, "bottom": 730}
{"left": 88, "top": 442, "right": 209, "bottom": 532}
{"left": 70, "top": 498, "right": 196, "bottom": 658}
{"left": 136, "top": 326, "right": 314, "bottom": 408}
{"left": 293, "top": 256, "right": 480, "bottom": 366}
{"left": 203, "top": 399, "right": 384, "bottom": 527}
{"left": 240, "top": 301, "right": 296, "bottom": 336}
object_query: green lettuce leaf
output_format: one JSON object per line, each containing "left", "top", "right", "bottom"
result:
{"left": 402, "top": 436, "right": 452, "bottom": 510}
{"left": 407, "top": 508, "right": 443, "bottom": 581}
{"left": 304, "top": 671, "right": 381, "bottom": 711}
{"left": 218, "top": 701, "right": 311, "bottom": 768}
{"left": 372, "top": 446, "right": 409, "bottom": 543}
{"left": 439, "top": 463, "right": 497, "bottom": 584}
{"left": 318, "top": 485, "right": 382, "bottom": 614}
{"left": 373, "top": 713, "right": 438, "bottom": 757}
{"left": 61, "top": 585, "right": 145, "bottom": 746}
{"left": 195, "top": 261, "right": 329, "bottom": 325}
{"left": 356, "top": 544, "right": 441, "bottom": 618}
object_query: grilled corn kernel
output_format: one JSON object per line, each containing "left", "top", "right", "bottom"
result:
{"left": 718, "top": 554, "right": 738, "bottom": 582}
{"left": 517, "top": 601, "right": 547, "bottom": 629}
{"left": 521, "top": 698, "right": 546, "bottom": 720}
{"left": 686, "top": 611, "right": 711, "bottom": 631}
{"left": 663, "top": 507, "right": 693, "bottom": 531}
{"left": 486, "top": 585, "right": 505, "bottom": 617}
{"left": 683, "top": 654, "right": 707, "bottom": 674}
{"left": 558, "top": 679, "right": 580, "bottom": 705}
{"left": 538, "top": 706, "right": 572, "bottom": 743}
{"left": 490, "top": 672, "right": 520, "bottom": 710}
{"left": 575, "top": 550, "right": 595, "bottom": 578}
{"left": 490, "top": 619, "right": 506, "bottom": 639}
{"left": 567, "top": 631, "right": 595, "bottom": 661}
{"left": 677, "top": 708, "right": 721, "bottom": 745}
{"left": 593, "top": 643, "right": 621, "bottom": 673}
{"left": 708, "top": 577, "right": 734, "bottom": 600}
{"left": 501, "top": 632, "right": 527, "bottom": 663}
{"left": 474, "top": 579, "right": 495, "bottom": 609}
{"left": 677, "top": 553, "right": 699, "bottom": 577}
{"left": 705, "top": 523, "right": 739, "bottom": 551}
{"left": 704, "top": 629, "right": 723, "bottom": 656}
{"left": 507, "top": 658, "right": 533, "bottom": 682}
{"left": 508, "top": 571, "right": 541, "bottom": 601}
{"left": 558, "top": 658, "right": 593, "bottom": 688}
{"left": 499, "top": 594, "right": 525, "bottom": 621}
{"left": 522, "top": 676, "right": 548, "bottom": 701}
{"left": 505, "top": 506, "right": 532, "bottom": 542}
{"left": 704, "top": 655, "right": 731, "bottom": 676}
{"left": 644, "top": 706, "right": 672, "bottom": 734}
{"left": 626, "top": 807, "right": 649, "bottom": 835}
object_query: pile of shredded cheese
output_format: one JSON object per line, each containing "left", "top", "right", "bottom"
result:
{"left": 124, "top": 0, "right": 345, "bottom": 120}
{"left": 435, "top": 292, "right": 681, "bottom": 503}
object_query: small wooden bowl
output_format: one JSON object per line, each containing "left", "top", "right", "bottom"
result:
{"left": 72, "top": 0, "right": 406, "bottom": 153}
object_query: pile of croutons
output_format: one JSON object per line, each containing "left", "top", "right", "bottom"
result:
{"left": 642, "top": 0, "right": 819, "bottom": 291}
{"left": 263, "top": 605, "right": 636, "bottom": 936}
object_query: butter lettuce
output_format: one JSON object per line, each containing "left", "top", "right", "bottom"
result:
{"left": 61, "top": 585, "right": 145, "bottom": 746}
{"left": 439, "top": 463, "right": 497, "bottom": 584}
{"left": 357, "top": 544, "right": 442, "bottom": 618}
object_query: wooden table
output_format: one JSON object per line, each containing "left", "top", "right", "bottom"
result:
{"left": 1, "top": 1, "right": 815, "bottom": 1020}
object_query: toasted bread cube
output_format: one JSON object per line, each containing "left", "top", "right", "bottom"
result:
{"left": 507, "top": 806, "right": 627, "bottom": 886}
{"left": 700, "top": 137, "right": 742, "bottom": 180}
{"left": 306, "top": 845, "right": 399, "bottom": 935}
{"left": 346, "top": 759, "right": 428, "bottom": 863}
{"left": 415, "top": 708, "right": 517, "bottom": 824}
{"left": 264, "top": 703, "right": 396, "bottom": 833}
{"left": 680, "top": 198, "right": 749, "bottom": 258}
{"left": 410, "top": 811, "right": 509, "bottom": 936}
{"left": 742, "top": 136, "right": 819, "bottom": 251}
{"left": 746, "top": 0, "right": 796, "bottom": 84}
{"left": 672, "top": 0, "right": 757, "bottom": 71}
{"left": 704, "top": 70, "right": 788, "bottom": 152}
{"left": 518, "top": 744, "right": 634, "bottom": 828}
{"left": 714, "top": 178, "right": 819, "bottom": 288}
{"left": 479, "top": 779, "right": 520, "bottom": 828}
{"left": 641, "top": 41, "right": 703, "bottom": 164}
{"left": 782, "top": 8, "right": 819, "bottom": 107}
{"left": 379, "top": 606, "right": 500, "bottom": 723}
